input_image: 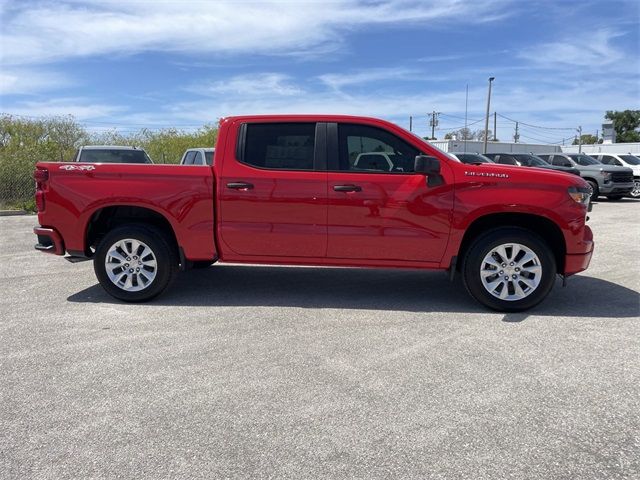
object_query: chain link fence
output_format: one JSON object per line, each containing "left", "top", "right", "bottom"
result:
{"left": 0, "top": 159, "right": 38, "bottom": 211}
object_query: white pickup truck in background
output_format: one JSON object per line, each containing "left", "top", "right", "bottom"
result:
{"left": 179, "top": 148, "right": 215, "bottom": 166}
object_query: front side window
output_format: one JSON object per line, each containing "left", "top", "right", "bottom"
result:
{"left": 243, "top": 123, "right": 315, "bottom": 170}
{"left": 194, "top": 152, "right": 205, "bottom": 165}
{"left": 337, "top": 124, "right": 420, "bottom": 173}
{"left": 620, "top": 155, "right": 640, "bottom": 165}
{"left": 205, "top": 151, "right": 214, "bottom": 165}
{"left": 552, "top": 155, "right": 572, "bottom": 167}
{"left": 569, "top": 154, "right": 600, "bottom": 166}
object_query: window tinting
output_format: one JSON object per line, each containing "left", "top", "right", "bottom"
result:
{"left": 338, "top": 124, "right": 420, "bottom": 173}
{"left": 243, "top": 123, "right": 315, "bottom": 170}
{"left": 194, "top": 152, "right": 205, "bottom": 165}
{"left": 205, "top": 151, "right": 214, "bottom": 165}
{"left": 552, "top": 156, "right": 572, "bottom": 167}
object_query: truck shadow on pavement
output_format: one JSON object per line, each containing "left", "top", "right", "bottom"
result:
{"left": 67, "top": 265, "right": 640, "bottom": 321}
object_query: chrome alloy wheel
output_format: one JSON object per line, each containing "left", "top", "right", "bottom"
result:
{"left": 104, "top": 238, "right": 157, "bottom": 292}
{"left": 631, "top": 179, "right": 640, "bottom": 198}
{"left": 480, "top": 243, "right": 542, "bottom": 301}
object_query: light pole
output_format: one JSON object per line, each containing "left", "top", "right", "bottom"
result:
{"left": 483, "top": 77, "right": 495, "bottom": 154}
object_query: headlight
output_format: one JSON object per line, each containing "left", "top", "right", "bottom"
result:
{"left": 568, "top": 186, "right": 591, "bottom": 206}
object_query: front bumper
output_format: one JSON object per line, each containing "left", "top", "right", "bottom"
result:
{"left": 34, "top": 226, "right": 65, "bottom": 255}
{"left": 564, "top": 225, "right": 593, "bottom": 276}
{"left": 599, "top": 181, "right": 634, "bottom": 195}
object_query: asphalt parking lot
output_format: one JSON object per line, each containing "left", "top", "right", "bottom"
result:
{"left": 1, "top": 200, "right": 639, "bottom": 479}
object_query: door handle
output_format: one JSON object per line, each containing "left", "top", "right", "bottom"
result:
{"left": 226, "top": 182, "right": 254, "bottom": 190}
{"left": 333, "top": 184, "right": 362, "bottom": 192}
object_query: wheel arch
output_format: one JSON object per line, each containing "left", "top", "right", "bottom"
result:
{"left": 456, "top": 212, "right": 566, "bottom": 274}
{"left": 84, "top": 205, "right": 179, "bottom": 257}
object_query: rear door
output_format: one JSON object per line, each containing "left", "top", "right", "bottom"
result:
{"left": 218, "top": 121, "right": 328, "bottom": 258}
{"left": 326, "top": 122, "right": 453, "bottom": 263}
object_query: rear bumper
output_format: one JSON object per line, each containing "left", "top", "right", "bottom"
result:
{"left": 34, "top": 226, "right": 65, "bottom": 255}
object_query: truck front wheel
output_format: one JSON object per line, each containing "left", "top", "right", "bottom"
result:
{"left": 462, "top": 228, "right": 557, "bottom": 312}
{"left": 94, "top": 224, "right": 178, "bottom": 302}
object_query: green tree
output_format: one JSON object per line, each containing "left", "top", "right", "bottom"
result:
{"left": 604, "top": 110, "right": 640, "bottom": 143}
{"left": 572, "top": 134, "right": 598, "bottom": 145}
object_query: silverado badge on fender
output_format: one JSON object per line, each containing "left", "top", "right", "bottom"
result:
{"left": 464, "top": 171, "right": 509, "bottom": 178}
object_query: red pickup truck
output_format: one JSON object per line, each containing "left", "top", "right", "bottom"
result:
{"left": 33, "top": 115, "right": 593, "bottom": 311}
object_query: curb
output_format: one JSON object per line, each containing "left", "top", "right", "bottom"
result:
{"left": 0, "top": 210, "right": 30, "bottom": 217}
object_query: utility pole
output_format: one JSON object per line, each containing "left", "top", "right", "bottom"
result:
{"left": 493, "top": 112, "right": 497, "bottom": 141}
{"left": 483, "top": 77, "right": 495, "bottom": 154}
{"left": 578, "top": 126, "right": 582, "bottom": 153}
{"left": 409, "top": 116, "right": 413, "bottom": 132}
{"left": 514, "top": 122, "right": 519, "bottom": 143}
{"left": 429, "top": 111, "right": 440, "bottom": 140}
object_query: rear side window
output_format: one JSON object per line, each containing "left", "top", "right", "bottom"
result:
{"left": 242, "top": 123, "right": 315, "bottom": 170}
{"left": 205, "top": 151, "right": 214, "bottom": 165}
{"left": 498, "top": 155, "right": 517, "bottom": 165}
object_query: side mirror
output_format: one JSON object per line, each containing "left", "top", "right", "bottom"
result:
{"left": 414, "top": 155, "right": 441, "bottom": 175}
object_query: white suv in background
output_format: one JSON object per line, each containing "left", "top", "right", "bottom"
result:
{"left": 179, "top": 148, "right": 215, "bottom": 166}
{"left": 591, "top": 153, "right": 640, "bottom": 198}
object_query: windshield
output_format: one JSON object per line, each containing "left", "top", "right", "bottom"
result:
{"left": 79, "top": 149, "right": 153, "bottom": 164}
{"left": 620, "top": 155, "right": 640, "bottom": 165}
{"left": 568, "top": 154, "right": 600, "bottom": 166}
{"left": 514, "top": 154, "right": 547, "bottom": 166}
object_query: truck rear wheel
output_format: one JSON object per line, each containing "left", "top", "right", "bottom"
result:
{"left": 462, "top": 228, "right": 557, "bottom": 312}
{"left": 94, "top": 224, "right": 178, "bottom": 302}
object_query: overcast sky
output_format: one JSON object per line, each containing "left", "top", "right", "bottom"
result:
{"left": 1, "top": 0, "right": 638, "bottom": 143}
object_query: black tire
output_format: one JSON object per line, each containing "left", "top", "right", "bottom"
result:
{"left": 192, "top": 260, "right": 216, "bottom": 269}
{"left": 94, "top": 224, "right": 178, "bottom": 302}
{"left": 462, "top": 227, "right": 557, "bottom": 312}
{"left": 586, "top": 180, "right": 599, "bottom": 200}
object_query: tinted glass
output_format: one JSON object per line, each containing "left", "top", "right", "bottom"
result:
{"left": 194, "top": 152, "right": 205, "bottom": 165}
{"left": 497, "top": 155, "right": 518, "bottom": 165}
{"left": 513, "top": 154, "right": 547, "bottom": 166}
{"left": 205, "top": 151, "right": 214, "bottom": 165}
{"left": 537, "top": 154, "right": 550, "bottom": 161}
{"left": 552, "top": 156, "right": 572, "bottom": 167}
{"left": 243, "top": 123, "right": 315, "bottom": 170}
{"left": 568, "top": 154, "right": 600, "bottom": 166}
{"left": 620, "top": 155, "right": 640, "bottom": 165}
{"left": 454, "top": 153, "right": 492, "bottom": 164}
{"left": 338, "top": 124, "right": 420, "bottom": 172}
{"left": 79, "top": 149, "right": 152, "bottom": 164}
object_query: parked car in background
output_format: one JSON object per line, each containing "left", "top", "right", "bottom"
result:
{"left": 180, "top": 148, "right": 215, "bottom": 166}
{"left": 590, "top": 153, "right": 640, "bottom": 198}
{"left": 537, "top": 153, "right": 633, "bottom": 200}
{"left": 484, "top": 153, "right": 580, "bottom": 176}
{"left": 74, "top": 146, "right": 153, "bottom": 164}
{"left": 448, "top": 152, "right": 493, "bottom": 164}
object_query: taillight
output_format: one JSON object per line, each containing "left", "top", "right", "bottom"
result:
{"left": 34, "top": 168, "right": 49, "bottom": 183}
{"left": 34, "top": 168, "right": 48, "bottom": 211}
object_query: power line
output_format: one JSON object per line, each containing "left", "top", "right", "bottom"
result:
{"left": 496, "top": 113, "right": 575, "bottom": 131}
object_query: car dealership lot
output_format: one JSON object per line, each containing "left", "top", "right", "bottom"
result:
{"left": 1, "top": 201, "right": 639, "bottom": 479}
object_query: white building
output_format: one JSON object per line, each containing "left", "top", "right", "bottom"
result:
{"left": 429, "top": 140, "right": 561, "bottom": 154}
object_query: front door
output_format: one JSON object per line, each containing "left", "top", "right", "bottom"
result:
{"left": 218, "top": 121, "right": 327, "bottom": 258}
{"left": 326, "top": 122, "right": 453, "bottom": 263}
